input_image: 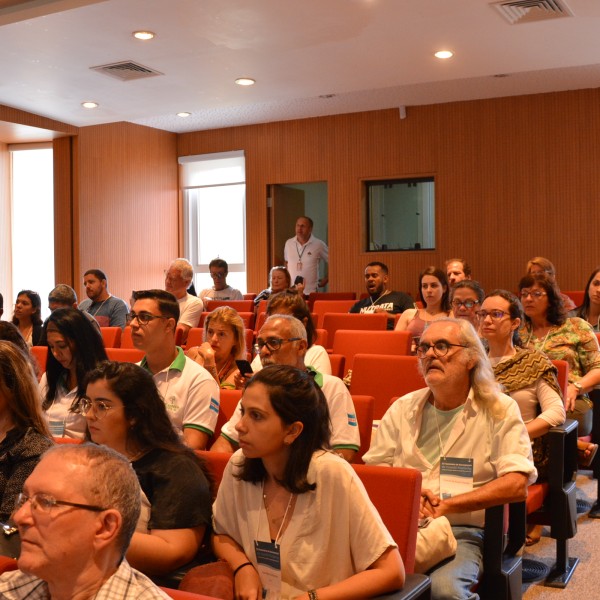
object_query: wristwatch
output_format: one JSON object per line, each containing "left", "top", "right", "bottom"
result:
{"left": 573, "top": 381, "right": 583, "bottom": 394}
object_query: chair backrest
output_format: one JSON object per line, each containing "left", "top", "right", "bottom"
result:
{"left": 243, "top": 293, "right": 257, "bottom": 301}
{"left": 314, "top": 328, "right": 328, "bottom": 349}
{"left": 307, "top": 292, "right": 357, "bottom": 310}
{"left": 161, "top": 586, "right": 223, "bottom": 600}
{"left": 551, "top": 359, "right": 569, "bottom": 398}
{"left": 350, "top": 354, "right": 426, "bottom": 420}
{"left": 31, "top": 345, "right": 48, "bottom": 376}
{"left": 105, "top": 347, "right": 145, "bottom": 363}
{"left": 351, "top": 394, "right": 374, "bottom": 464}
{"left": 201, "top": 311, "right": 255, "bottom": 330}
{"left": 256, "top": 300, "right": 268, "bottom": 315}
{"left": 206, "top": 300, "right": 254, "bottom": 312}
{"left": 333, "top": 330, "right": 412, "bottom": 374}
{"left": 196, "top": 450, "right": 232, "bottom": 496}
{"left": 312, "top": 300, "right": 358, "bottom": 327}
{"left": 186, "top": 327, "right": 204, "bottom": 348}
{"left": 328, "top": 353, "right": 345, "bottom": 378}
{"left": 562, "top": 290, "right": 584, "bottom": 308}
{"left": 121, "top": 325, "right": 134, "bottom": 348}
{"left": 210, "top": 389, "right": 243, "bottom": 444}
{"left": 321, "top": 313, "right": 389, "bottom": 351}
{"left": 100, "top": 326, "right": 122, "bottom": 348}
{"left": 352, "top": 464, "right": 421, "bottom": 573}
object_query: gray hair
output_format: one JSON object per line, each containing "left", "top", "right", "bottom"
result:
{"left": 422, "top": 317, "right": 505, "bottom": 418}
{"left": 48, "top": 284, "right": 77, "bottom": 307}
{"left": 263, "top": 314, "right": 307, "bottom": 341}
{"left": 43, "top": 444, "right": 141, "bottom": 559}
{"left": 169, "top": 258, "right": 194, "bottom": 283}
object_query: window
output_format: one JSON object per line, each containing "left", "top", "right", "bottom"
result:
{"left": 366, "top": 177, "right": 435, "bottom": 251}
{"left": 179, "top": 151, "right": 246, "bottom": 293}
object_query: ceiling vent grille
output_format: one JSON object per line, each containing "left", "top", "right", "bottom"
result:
{"left": 90, "top": 60, "right": 164, "bottom": 81}
{"left": 490, "top": 0, "right": 574, "bottom": 24}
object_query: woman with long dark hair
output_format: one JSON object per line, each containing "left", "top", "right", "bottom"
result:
{"left": 213, "top": 365, "right": 404, "bottom": 599}
{"left": 11, "top": 290, "right": 43, "bottom": 346}
{"left": 40, "top": 308, "right": 107, "bottom": 438}
{"left": 82, "top": 361, "right": 211, "bottom": 576}
{"left": 571, "top": 267, "right": 600, "bottom": 331}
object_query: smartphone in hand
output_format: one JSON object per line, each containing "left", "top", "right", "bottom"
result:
{"left": 294, "top": 275, "right": 304, "bottom": 285}
{"left": 235, "top": 359, "right": 253, "bottom": 377}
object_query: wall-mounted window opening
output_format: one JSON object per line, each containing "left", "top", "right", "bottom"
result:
{"left": 366, "top": 177, "right": 435, "bottom": 251}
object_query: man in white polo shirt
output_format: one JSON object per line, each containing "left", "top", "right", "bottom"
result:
{"left": 130, "top": 289, "right": 219, "bottom": 450}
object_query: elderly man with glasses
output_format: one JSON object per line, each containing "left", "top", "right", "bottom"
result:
{"left": 210, "top": 314, "right": 359, "bottom": 461}
{"left": 129, "top": 289, "right": 219, "bottom": 450}
{"left": 0, "top": 444, "right": 169, "bottom": 599}
{"left": 364, "top": 318, "right": 536, "bottom": 600}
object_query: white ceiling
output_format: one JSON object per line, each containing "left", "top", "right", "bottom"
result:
{"left": 1, "top": 0, "right": 600, "bottom": 137}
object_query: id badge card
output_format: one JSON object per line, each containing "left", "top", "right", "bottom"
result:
{"left": 48, "top": 419, "right": 65, "bottom": 437}
{"left": 296, "top": 261, "right": 303, "bottom": 271}
{"left": 440, "top": 456, "right": 474, "bottom": 500}
{"left": 255, "top": 540, "right": 281, "bottom": 599}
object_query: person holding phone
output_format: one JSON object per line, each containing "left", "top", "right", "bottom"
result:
{"left": 186, "top": 306, "right": 247, "bottom": 389}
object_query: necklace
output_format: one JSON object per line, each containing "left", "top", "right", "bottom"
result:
{"left": 370, "top": 289, "right": 390, "bottom": 306}
{"left": 262, "top": 485, "right": 294, "bottom": 545}
{"left": 217, "top": 356, "right": 234, "bottom": 383}
{"left": 88, "top": 295, "right": 111, "bottom": 317}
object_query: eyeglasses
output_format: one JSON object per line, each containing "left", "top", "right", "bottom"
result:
{"left": 475, "top": 309, "right": 508, "bottom": 321}
{"left": 127, "top": 311, "right": 168, "bottom": 325}
{"left": 210, "top": 272, "right": 226, "bottom": 279}
{"left": 451, "top": 299, "right": 480, "bottom": 309}
{"left": 75, "top": 397, "right": 118, "bottom": 420}
{"left": 15, "top": 492, "right": 107, "bottom": 514}
{"left": 253, "top": 337, "right": 302, "bottom": 353}
{"left": 416, "top": 340, "right": 468, "bottom": 358}
{"left": 520, "top": 290, "right": 547, "bottom": 300}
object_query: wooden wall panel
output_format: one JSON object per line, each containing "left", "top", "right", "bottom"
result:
{"left": 0, "top": 142, "right": 10, "bottom": 308}
{"left": 0, "top": 103, "right": 76, "bottom": 135}
{"left": 76, "top": 122, "right": 178, "bottom": 305}
{"left": 53, "top": 136, "right": 75, "bottom": 286}
{"left": 178, "top": 89, "right": 600, "bottom": 298}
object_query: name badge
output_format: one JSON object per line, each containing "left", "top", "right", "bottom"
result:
{"left": 440, "top": 456, "right": 474, "bottom": 499}
{"left": 296, "top": 262, "right": 303, "bottom": 271}
{"left": 254, "top": 540, "right": 281, "bottom": 599}
{"left": 48, "top": 419, "right": 65, "bottom": 437}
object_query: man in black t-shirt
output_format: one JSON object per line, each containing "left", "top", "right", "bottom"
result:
{"left": 349, "top": 262, "right": 414, "bottom": 330}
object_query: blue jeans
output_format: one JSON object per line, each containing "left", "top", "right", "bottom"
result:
{"left": 428, "top": 526, "right": 484, "bottom": 600}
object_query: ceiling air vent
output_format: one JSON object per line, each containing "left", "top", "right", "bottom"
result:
{"left": 90, "top": 60, "right": 164, "bottom": 82}
{"left": 490, "top": 0, "right": 574, "bottom": 24}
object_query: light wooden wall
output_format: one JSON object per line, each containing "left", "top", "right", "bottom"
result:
{"left": 178, "top": 88, "right": 600, "bottom": 298}
{"left": 75, "top": 122, "right": 178, "bottom": 305}
{"left": 0, "top": 142, "right": 10, "bottom": 311}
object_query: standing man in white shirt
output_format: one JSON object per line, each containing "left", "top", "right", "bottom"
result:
{"left": 164, "top": 258, "right": 204, "bottom": 345}
{"left": 284, "top": 216, "right": 328, "bottom": 295}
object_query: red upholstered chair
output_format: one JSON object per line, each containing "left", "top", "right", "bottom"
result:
{"left": 321, "top": 313, "right": 388, "bottom": 351}
{"left": 312, "top": 300, "right": 358, "bottom": 327}
{"left": 161, "top": 588, "right": 222, "bottom": 600}
{"left": 333, "top": 330, "right": 412, "bottom": 376}
{"left": 314, "top": 328, "right": 328, "bottom": 349}
{"left": 185, "top": 327, "right": 204, "bottom": 348}
{"left": 196, "top": 450, "right": 232, "bottom": 496}
{"left": 53, "top": 436, "right": 83, "bottom": 444}
{"left": 551, "top": 359, "right": 569, "bottom": 398}
{"left": 243, "top": 293, "right": 256, "bottom": 301}
{"left": 105, "top": 348, "right": 145, "bottom": 363}
{"left": 256, "top": 300, "right": 268, "bottom": 315}
{"left": 307, "top": 292, "right": 357, "bottom": 310}
{"left": 30, "top": 345, "right": 48, "bottom": 379}
{"left": 100, "top": 326, "right": 121, "bottom": 348}
{"left": 120, "top": 325, "right": 134, "bottom": 348}
{"left": 206, "top": 300, "right": 254, "bottom": 313}
{"left": 201, "top": 311, "right": 255, "bottom": 329}
{"left": 562, "top": 291, "right": 584, "bottom": 308}
{"left": 351, "top": 395, "right": 374, "bottom": 464}
{"left": 328, "top": 353, "right": 345, "bottom": 378}
{"left": 350, "top": 354, "right": 425, "bottom": 420}
{"left": 209, "top": 389, "right": 242, "bottom": 447}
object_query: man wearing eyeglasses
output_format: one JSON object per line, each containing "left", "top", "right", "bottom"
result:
{"left": 449, "top": 280, "right": 484, "bottom": 329}
{"left": 211, "top": 314, "right": 359, "bottom": 461}
{"left": 364, "top": 318, "right": 535, "bottom": 600}
{"left": 198, "top": 258, "right": 243, "bottom": 303}
{"left": 0, "top": 444, "right": 169, "bottom": 599}
{"left": 130, "top": 289, "right": 220, "bottom": 450}
{"left": 164, "top": 258, "right": 204, "bottom": 345}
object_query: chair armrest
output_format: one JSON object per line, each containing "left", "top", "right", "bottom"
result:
{"left": 547, "top": 419, "right": 578, "bottom": 491}
{"left": 373, "top": 573, "right": 431, "bottom": 599}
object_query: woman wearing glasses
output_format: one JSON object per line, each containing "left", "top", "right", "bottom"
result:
{"left": 450, "top": 280, "right": 484, "bottom": 328}
{"left": 82, "top": 360, "right": 212, "bottom": 577}
{"left": 0, "top": 341, "right": 53, "bottom": 523}
{"left": 213, "top": 365, "right": 404, "bottom": 599}
{"left": 186, "top": 306, "right": 247, "bottom": 388}
{"left": 40, "top": 308, "right": 107, "bottom": 438}
{"left": 478, "top": 291, "right": 565, "bottom": 544}
{"left": 518, "top": 273, "right": 600, "bottom": 466}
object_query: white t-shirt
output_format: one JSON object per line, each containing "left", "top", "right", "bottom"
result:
{"left": 284, "top": 234, "right": 328, "bottom": 294}
{"left": 177, "top": 293, "right": 204, "bottom": 329}
{"left": 39, "top": 372, "right": 86, "bottom": 438}
{"left": 250, "top": 345, "right": 331, "bottom": 375}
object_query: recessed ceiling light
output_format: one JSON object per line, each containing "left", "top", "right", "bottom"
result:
{"left": 133, "top": 31, "right": 155, "bottom": 40}
{"left": 177, "top": 112, "right": 191, "bottom": 117}
{"left": 81, "top": 101, "right": 98, "bottom": 109}
{"left": 434, "top": 50, "right": 454, "bottom": 59}
{"left": 235, "top": 78, "right": 255, "bottom": 86}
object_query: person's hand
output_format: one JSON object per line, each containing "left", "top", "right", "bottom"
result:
{"left": 185, "top": 342, "right": 216, "bottom": 369}
{"left": 420, "top": 489, "right": 446, "bottom": 518}
{"left": 318, "top": 277, "right": 328, "bottom": 288}
{"left": 295, "top": 281, "right": 305, "bottom": 296}
{"left": 233, "top": 370, "right": 252, "bottom": 390}
{"left": 565, "top": 384, "right": 578, "bottom": 412}
{"left": 234, "top": 564, "right": 262, "bottom": 600}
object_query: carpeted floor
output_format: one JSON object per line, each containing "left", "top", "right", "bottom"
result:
{"left": 521, "top": 469, "right": 599, "bottom": 599}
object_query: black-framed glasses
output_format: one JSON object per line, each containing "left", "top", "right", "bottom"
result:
{"left": 15, "top": 492, "right": 107, "bottom": 514}
{"left": 210, "top": 272, "right": 226, "bottom": 279}
{"left": 416, "top": 340, "right": 468, "bottom": 358}
{"left": 475, "top": 309, "right": 508, "bottom": 321}
{"left": 127, "top": 311, "right": 168, "bottom": 325}
{"left": 451, "top": 299, "right": 480, "bottom": 309}
{"left": 254, "top": 337, "right": 302, "bottom": 353}
{"left": 520, "top": 290, "right": 547, "bottom": 300}
{"left": 75, "top": 397, "right": 118, "bottom": 420}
